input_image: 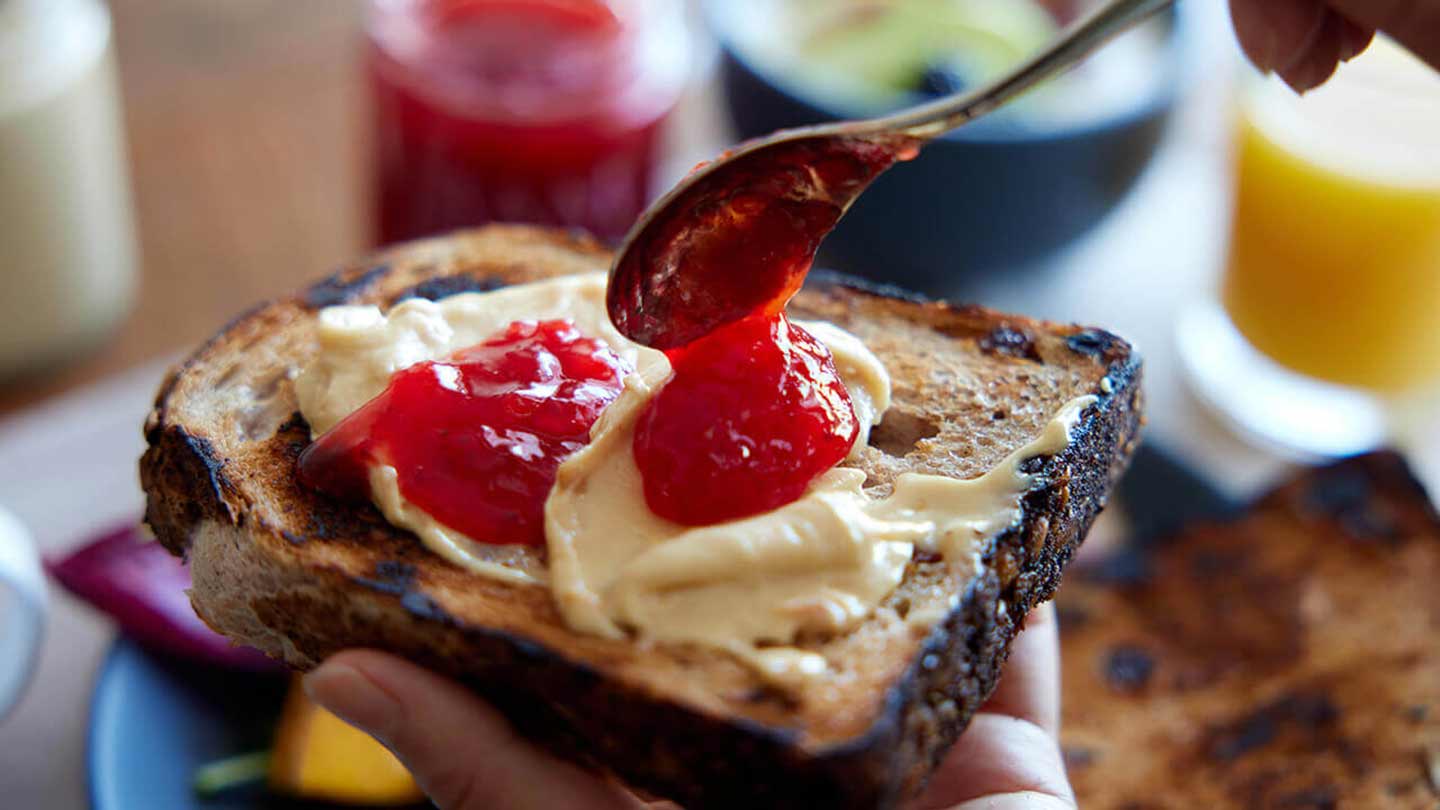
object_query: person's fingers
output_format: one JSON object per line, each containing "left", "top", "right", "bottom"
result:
{"left": 1321, "top": 0, "right": 1440, "bottom": 70}
{"left": 947, "top": 792, "right": 1075, "bottom": 810}
{"left": 912, "top": 713, "right": 1075, "bottom": 810}
{"left": 305, "top": 650, "right": 644, "bottom": 810}
{"left": 1229, "top": 0, "right": 1384, "bottom": 93}
{"left": 1277, "top": 7, "right": 1347, "bottom": 92}
{"left": 1231, "top": 0, "right": 1439, "bottom": 86}
{"left": 977, "top": 603, "right": 1061, "bottom": 738}
{"left": 1337, "top": 15, "right": 1378, "bottom": 63}
{"left": 1228, "top": 0, "right": 1329, "bottom": 75}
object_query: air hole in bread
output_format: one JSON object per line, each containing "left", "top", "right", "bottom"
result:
{"left": 239, "top": 398, "right": 297, "bottom": 442}
{"left": 868, "top": 410, "right": 941, "bottom": 457}
{"left": 236, "top": 371, "right": 297, "bottom": 441}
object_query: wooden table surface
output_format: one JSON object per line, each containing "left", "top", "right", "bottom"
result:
{"left": 0, "top": 0, "right": 369, "bottom": 416}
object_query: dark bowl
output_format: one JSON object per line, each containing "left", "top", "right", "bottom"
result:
{"left": 702, "top": 1, "right": 1193, "bottom": 293}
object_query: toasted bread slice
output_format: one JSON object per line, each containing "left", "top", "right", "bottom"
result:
{"left": 141, "top": 224, "right": 1141, "bottom": 809}
{"left": 1059, "top": 452, "right": 1440, "bottom": 809}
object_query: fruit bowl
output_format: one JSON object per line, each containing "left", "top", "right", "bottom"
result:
{"left": 702, "top": 0, "right": 1193, "bottom": 292}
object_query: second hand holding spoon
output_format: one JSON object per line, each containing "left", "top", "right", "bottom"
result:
{"left": 607, "top": 0, "right": 1175, "bottom": 350}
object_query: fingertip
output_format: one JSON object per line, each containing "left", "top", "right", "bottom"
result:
{"left": 914, "top": 713, "right": 1074, "bottom": 809}
{"left": 947, "top": 791, "right": 1076, "bottom": 810}
{"left": 1278, "top": 10, "right": 1344, "bottom": 93}
{"left": 1337, "top": 16, "right": 1375, "bottom": 63}
{"left": 980, "top": 601, "right": 1062, "bottom": 738}
{"left": 1228, "top": 0, "right": 1281, "bottom": 73}
{"left": 1025, "top": 601, "right": 1057, "bottom": 630}
{"left": 308, "top": 652, "right": 645, "bottom": 810}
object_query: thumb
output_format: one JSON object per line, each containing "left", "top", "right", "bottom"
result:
{"left": 305, "top": 650, "right": 643, "bottom": 810}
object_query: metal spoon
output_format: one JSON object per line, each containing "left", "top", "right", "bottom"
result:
{"left": 608, "top": 0, "right": 1175, "bottom": 349}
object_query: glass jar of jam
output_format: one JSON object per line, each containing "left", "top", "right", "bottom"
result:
{"left": 367, "top": 0, "right": 688, "bottom": 245}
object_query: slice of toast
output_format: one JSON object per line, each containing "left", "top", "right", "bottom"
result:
{"left": 1059, "top": 452, "right": 1440, "bottom": 809}
{"left": 141, "top": 224, "right": 1142, "bottom": 809}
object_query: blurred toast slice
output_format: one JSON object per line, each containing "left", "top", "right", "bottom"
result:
{"left": 1060, "top": 451, "right": 1440, "bottom": 809}
{"left": 141, "top": 224, "right": 1142, "bottom": 809}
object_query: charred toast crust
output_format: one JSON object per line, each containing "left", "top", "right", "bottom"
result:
{"left": 1058, "top": 452, "right": 1440, "bottom": 809}
{"left": 141, "top": 225, "right": 1141, "bottom": 809}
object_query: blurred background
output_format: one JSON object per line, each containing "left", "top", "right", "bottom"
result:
{"left": 1, "top": 0, "right": 1438, "bottom": 806}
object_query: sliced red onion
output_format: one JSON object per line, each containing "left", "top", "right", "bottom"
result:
{"left": 45, "top": 524, "right": 282, "bottom": 673}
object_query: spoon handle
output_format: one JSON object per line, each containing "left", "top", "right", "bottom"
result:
{"left": 863, "top": 0, "right": 1177, "bottom": 140}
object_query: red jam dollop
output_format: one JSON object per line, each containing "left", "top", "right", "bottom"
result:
{"left": 612, "top": 136, "right": 922, "bottom": 526}
{"left": 633, "top": 314, "right": 859, "bottom": 526}
{"left": 298, "top": 319, "right": 630, "bottom": 546}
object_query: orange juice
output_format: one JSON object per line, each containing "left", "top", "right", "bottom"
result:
{"left": 1221, "top": 39, "right": 1440, "bottom": 392}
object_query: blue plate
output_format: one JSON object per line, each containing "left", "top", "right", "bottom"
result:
{"left": 89, "top": 639, "right": 430, "bottom": 810}
{"left": 89, "top": 639, "right": 289, "bottom": 809}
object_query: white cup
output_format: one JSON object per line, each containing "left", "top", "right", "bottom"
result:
{"left": 0, "top": 505, "right": 46, "bottom": 719}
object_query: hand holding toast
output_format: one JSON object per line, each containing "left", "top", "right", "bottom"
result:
{"left": 305, "top": 606, "right": 1075, "bottom": 810}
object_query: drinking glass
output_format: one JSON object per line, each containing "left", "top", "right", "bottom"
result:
{"left": 1179, "top": 38, "right": 1440, "bottom": 457}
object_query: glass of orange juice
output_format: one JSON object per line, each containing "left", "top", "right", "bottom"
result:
{"left": 1180, "top": 37, "right": 1440, "bottom": 457}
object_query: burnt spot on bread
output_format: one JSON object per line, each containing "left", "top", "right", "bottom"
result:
{"left": 1205, "top": 692, "right": 1341, "bottom": 763}
{"left": 303, "top": 263, "right": 390, "bottom": 309}
{"left": 1299, "top": 466, "right": 1404, "bottom": 543}
{"left": 273, "top": 413, "right": 314, "bottom": 470}
{"left": 301, "top": 498, "right": 396, "bottom": 542}
{"left": 354, "top": 561, "right": 419, "bottom": 596}
{"left": 139, "top": 426, "right": 236, "bottom": 554}
{"left": 1272, "top": 786, "right": 1338, "bottom": 810}
{"left": 868, "top": 410, "right": 942, "bottom": 458}
{"left": 394, "top": 274, "right": 507, "bottom": 303}
{"left": 189, "top": 432, "right": 227, "bottom": 494}
{"left": 277, "top": 411, "right": 310, "bottom": 441}
{"left": 1301, "top": 466, "right": 1373, "bottom": 517}
{"left": 1063, "top": 746, "right": 1098, "bottom": 770}
{"left": 1103, "top": 645, "right": 1155, "bottom": 693}
{"left": 1055, "top": 603, "right": 1091, "bottom": 631}
{"left": 376, "top": 559, "right": 417, "bottom": 582}
{"left": 979, "top": 325, "right": 1041, "bottom": 363}
{"left": 739, "top": 686, "right": 787, "bottom": 706}
{"left": 401, "top": 590, "right": 455, "bottom": 625}
{"left": 1080, "top": 546, "right": 1152, "bottom": 586}
{"left": 1065, "top": 330, "right": 1122, "bottom": 359}
{"left": 913, "top": 550, "right": 943, "bottom": 567}
{"left": 1187, "top": 547, "right": 1240, "bottom": 579}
